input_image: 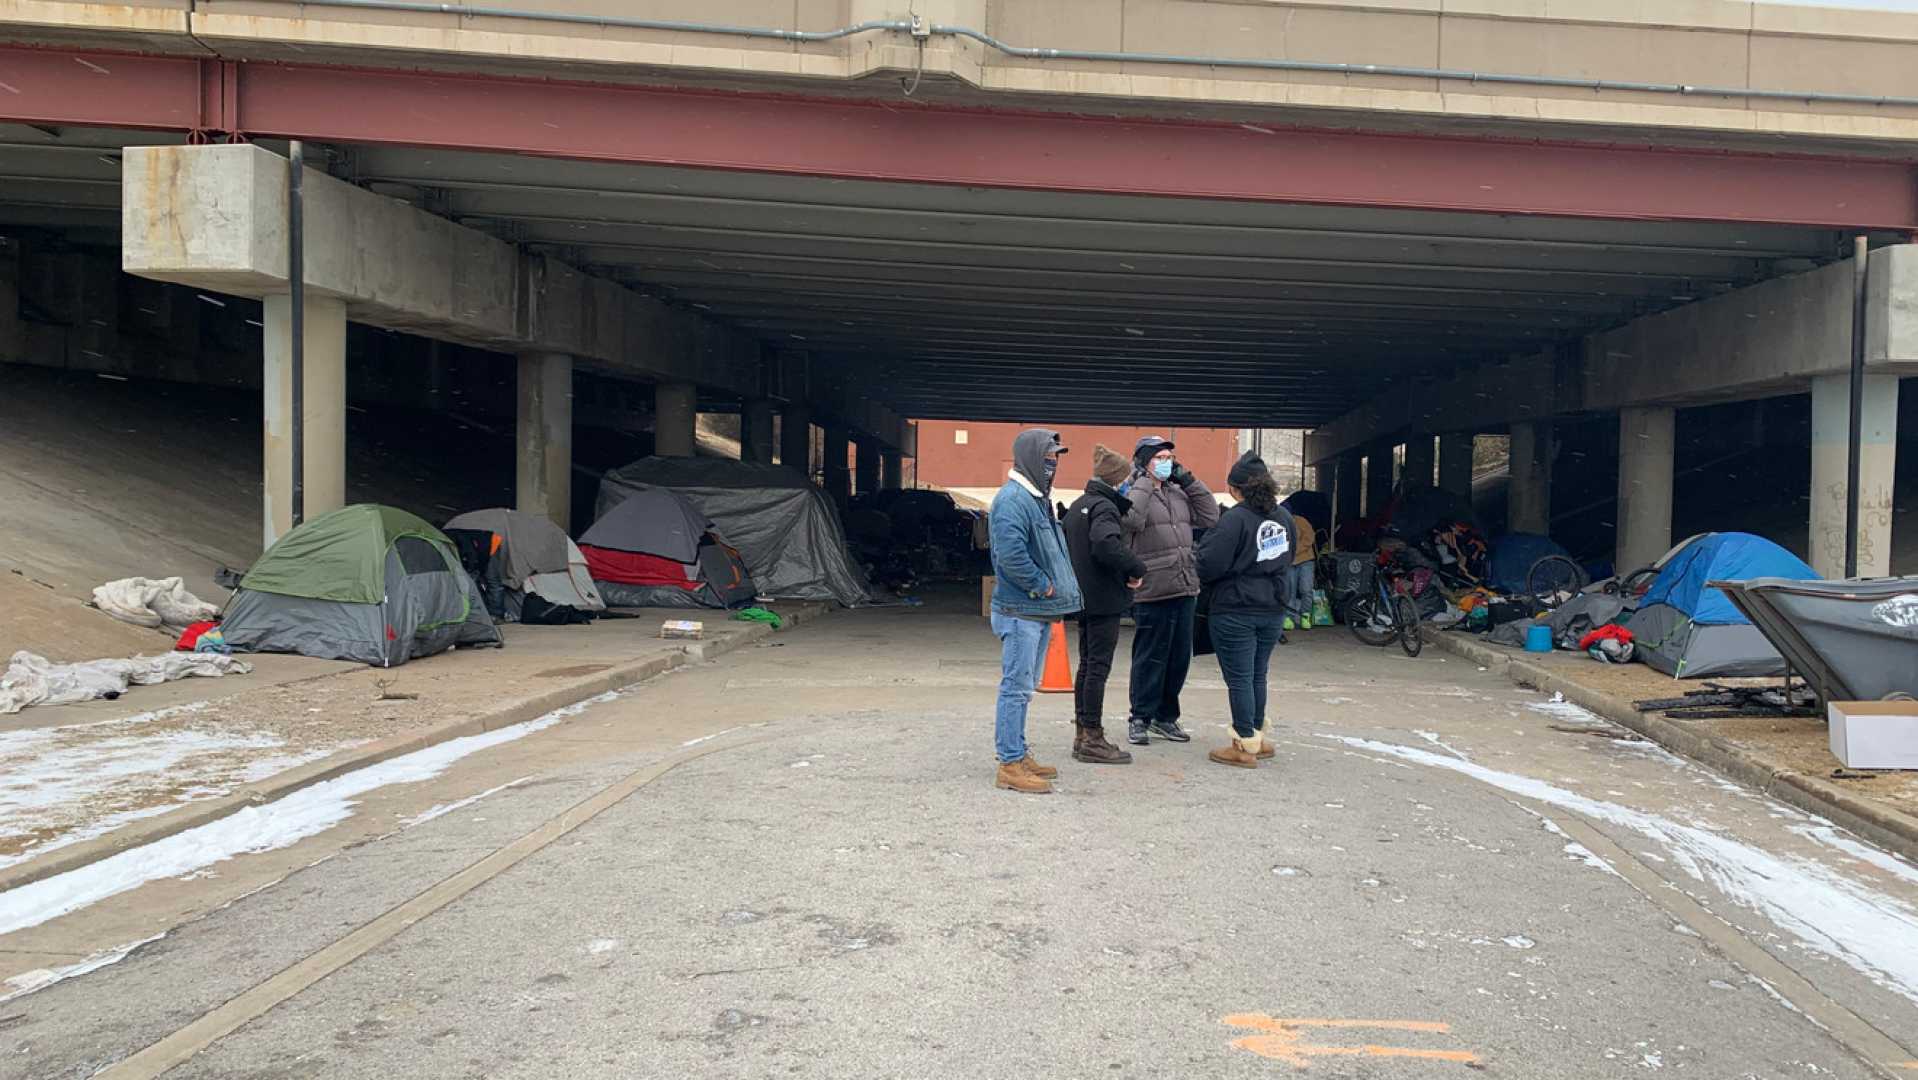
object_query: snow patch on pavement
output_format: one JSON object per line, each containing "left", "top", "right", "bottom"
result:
{"left": 0, "top": 933, "right": 165, "bottom": 1002}
{"left": 1317, "top": 734, "right": 1918, "bottom": 1007}
{"left": 402, "top": 777, "right": 533, "bottom": 828}
{"left": 0, "top": 691, "right": 618, "bottom": 937}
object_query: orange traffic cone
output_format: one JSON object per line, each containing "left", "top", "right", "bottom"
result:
{"left": 1038, "top": 621, "right": 1074, "bottom": 693}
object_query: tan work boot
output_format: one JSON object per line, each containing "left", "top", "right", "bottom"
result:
{"left": 1208, "top": 737, "right": 1260, "bottom": 769}
{"left": 997, "top": 761, "right": 1053, "bottom": 794}
{"left": 1021, "top": 754, "right": 1059, "bottom": 779}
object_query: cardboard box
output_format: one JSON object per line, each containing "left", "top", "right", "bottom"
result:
{"left": 1828, "top": 700, "right": 1918, "bottom": 770}
{"left": 981, "top": 576, "right": 995, "bottom": 618}
{"left": 660, "top": 619, "right": 704, "bottom": 640}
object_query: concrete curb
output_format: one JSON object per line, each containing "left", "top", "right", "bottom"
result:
{"left": 1425, "top": 627, "right": 1918, "bottom": 866}
{"left": 0, "top": 603, "right": 825, "bottom": 895}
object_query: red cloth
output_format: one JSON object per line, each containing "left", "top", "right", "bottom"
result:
{"left": 1577, "top": 624, "right": 1634, "bottom": 651}
{"left": 580, "top": 545, "right": 700, "bottom": 589}
{"left": 175, "top": 620, "right": 219, "bottom": 651}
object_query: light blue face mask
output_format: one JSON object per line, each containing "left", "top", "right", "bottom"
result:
{"left": 1152, "top": 458, "right": 1174, "bottom": 481}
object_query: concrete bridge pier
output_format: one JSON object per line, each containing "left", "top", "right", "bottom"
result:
{"left": 516, "top": 350, "right": 574, "bottom": 530}
{"left": 741, "top": 399, "right": 777, "bottom": 466}
{"left": 262, "top": 293, "right": 347, "bottom": 546}
{"left": 1615, "top": 405, "right": 1675, "bottom": 574}
{"left": 1811, "top": 373, "right": 1901, "bottom": 577}
{"left": 1438, "top": 433, "right": 1474, "bottom": 501}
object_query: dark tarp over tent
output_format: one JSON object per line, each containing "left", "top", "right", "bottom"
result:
{"left": 443, "top": 508, "right": 605, "bottom": 623}
{"left": 222, "top": 504, "right": 503, "bottom": 666}
{"left": 1280, "top": 490, "right": 1331, "bottom": 538}
{"left": 579, "top": 487, "right": 758, "bottom": 610}
{"left": 596, "top": 458, "right": 875, "bottom": 607}
{"left": 1489, "top": 533, "right": 1573, "bottom": 595}
{"left": 1625, "top": 532, "right": 1819, "bottom": 679}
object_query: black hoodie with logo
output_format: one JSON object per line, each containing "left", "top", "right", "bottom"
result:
{"left": 1195, "top": 501, "right": 1297, "bottom": 616}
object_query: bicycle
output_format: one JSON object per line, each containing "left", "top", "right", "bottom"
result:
{"left": 1342, "top": 556, "right": 1423, "bottom": 658}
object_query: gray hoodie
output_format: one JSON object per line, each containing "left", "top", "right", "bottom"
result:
{"left": 1010, "top": 428, "right": 1064, "bottom": 497}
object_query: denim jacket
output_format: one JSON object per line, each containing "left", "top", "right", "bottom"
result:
{"left": 989, "top": 470, "right": 1083, "bottom": 619}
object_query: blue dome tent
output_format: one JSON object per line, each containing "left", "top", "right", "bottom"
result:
{"left": 1625, "top": 533, "right": 1818, "bottom": 678}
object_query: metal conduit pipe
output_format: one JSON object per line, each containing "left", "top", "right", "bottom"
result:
{"left": 234, "top": 0, "right": 1918, "bottom": 111}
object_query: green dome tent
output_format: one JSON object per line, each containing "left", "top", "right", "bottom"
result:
{"left": 222, "top": 504, "right": 503, "bottom": 667}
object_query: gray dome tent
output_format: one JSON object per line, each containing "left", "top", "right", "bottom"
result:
{"left": 596, "top": 458, "right": 875, "bottom": 607}
{"left": 444, "top": 508, "right": 605, "bottom": 623}
{"left": 222, "top": 504, "right": 503, "bottom": 667}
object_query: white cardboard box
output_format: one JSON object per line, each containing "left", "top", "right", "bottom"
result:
{"left": 1828, "top": 700, "right": 1918, "bottom": 770}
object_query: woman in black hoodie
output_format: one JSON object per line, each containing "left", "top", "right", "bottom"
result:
{"left": 1194, "top": 452, "right": 1296, "bottom": 769}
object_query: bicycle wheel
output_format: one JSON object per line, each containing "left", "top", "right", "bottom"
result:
{"left": 1526, "top": 555, "right": 1587, "bottom": 606}
{"left": 1343, "top": 595, "right": 1394, "bottom": 647}
{"left": 1395, "top": 595, "right": 1423, "bottom": 657}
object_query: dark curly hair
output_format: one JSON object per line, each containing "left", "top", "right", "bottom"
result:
{"left": 1236, "top": 470, "right": 1280, "bottom": 515}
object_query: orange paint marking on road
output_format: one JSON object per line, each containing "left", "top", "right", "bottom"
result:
{"left": 1889, "top": 1062, "right": 1918, "bottom": 1071}
{"left": 1222, "top": 1014, "right": 1480, "bottom": 1069}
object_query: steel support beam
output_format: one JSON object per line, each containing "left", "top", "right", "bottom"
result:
{"left": 4, "top": 46, "right": 1917, "bottom": 229}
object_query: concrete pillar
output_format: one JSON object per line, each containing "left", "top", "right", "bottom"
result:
{"left": 1811, "top": 373, "right": 1900, "bottom": 578}
{"left": 655, "top": 381, "right": 697, "bottom": 458}
{"left": 1508, "top": 420, "right": 1556, "bottom": 536}
{"left": 1438, "top": 433, "right": 1474, "bottom": 500}
{"left": 1402, "top": 434, "right": 1436, "bottom": 490}
{"left": 854, "top": 438, "right": 881, "bottom": 496}
{"left": 1615, "top": 406, "right": 1675, "bottom": 573}
{"left": 822, "top": 423, "right": 851, "bottom": 506}
{"left": 741, "top": 398, "right": 776, "bottom": 465}
{"left": 515, "top": 351, "right": 573, "bottom": 531}
{"left": 261, "top": 293, "right": 347, "bottom": 548}
{"left": 881, "top": 451, "right": 904, "bottom": 491}
{"left": 780, "top": 404, "right": 813, "bottom": 474}
{"left": 1335, "top": 450, "right": 1363, "bottom": 531}
{"left": 1364, "top": 445, "right": 1394, "bottom": 518}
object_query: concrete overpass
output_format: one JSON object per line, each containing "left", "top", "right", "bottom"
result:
{"left": 1, "top": 0, "right": 1916, "bottom": 565}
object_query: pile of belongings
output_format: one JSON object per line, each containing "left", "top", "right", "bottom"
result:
{"left": 221, "top": 504, "right": 503, "bottom": 667}
{"left": 91, "top": 577, "right": 220, "bottom": 630}
{"left": 0, "top": 649, "right": 251, "bottom": 714}
{"left": 596, "top": 457, "right": 876, "bottom": 606}
{"left": 444, "top": 508, "right": 606, "bottom": 625}
{"left": 579, "top": 487, "right": 757, "bottom": 610}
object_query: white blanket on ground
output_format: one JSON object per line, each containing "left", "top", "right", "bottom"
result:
{"left": 0, "top": 651, "right": 252, "bottom": 715}
{"left": 91, "top": 577, "right": 221, "bottom": 630}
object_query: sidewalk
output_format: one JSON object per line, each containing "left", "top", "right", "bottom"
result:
{"left": 0, "top": 604, "right": 822, "bottom": 892}
{"left": 1426, "top": 627, "right": 1918, "bottom": 864}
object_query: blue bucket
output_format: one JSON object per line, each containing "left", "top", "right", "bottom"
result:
{"left": 1524, "top": 624, "right": 1554, "bottom": 653}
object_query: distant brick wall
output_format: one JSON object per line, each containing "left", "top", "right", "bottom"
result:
{"left": 914, "top": 422, "right": 1241, "bottom": 494}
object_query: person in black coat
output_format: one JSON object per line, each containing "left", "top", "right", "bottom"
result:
{"left": 1195, "top": 452, "right": 1296, "bottom": 769}
{"left": 1062, "top": 444, "right": 1149, "bottom": 764}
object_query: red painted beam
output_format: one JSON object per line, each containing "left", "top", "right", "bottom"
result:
{"left": 2, "top": 45, "right": 1916, "bottom": 229}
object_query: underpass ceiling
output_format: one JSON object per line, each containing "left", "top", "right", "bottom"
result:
{"left": 0, "top": 126, "right": 1874, "bottom": 428}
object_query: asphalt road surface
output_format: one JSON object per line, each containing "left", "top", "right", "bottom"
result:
{"left": 7, "top": 601, "right": 1917, "bottom": 1079}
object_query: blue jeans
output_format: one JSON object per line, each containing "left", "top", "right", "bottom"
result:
{"left": 1129, "top": 595, "right": 1197, "bottom": 724}
{"left": 1288, "top": 561, "right": 1315, "bottom": 624}
{"left": 1210, "top": 611, "right": 1284, "bottom": 740}
{"left": 990, "top": 613, "right": 1051, "bottom": 764}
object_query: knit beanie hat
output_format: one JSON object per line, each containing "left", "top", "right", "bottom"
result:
{"left": 1227, "top": 451, "right": 1269, "bottom": 489}
{"left": 1092, "top": 444, "right": 1131, "bottom": 487}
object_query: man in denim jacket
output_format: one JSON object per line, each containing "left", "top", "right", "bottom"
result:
{"left": 987, "top": 428, "right": 1083, "bottom": 794}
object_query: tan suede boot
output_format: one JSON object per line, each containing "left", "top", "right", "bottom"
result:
{"left": 1021, "top": 754, "right": 1059, "bottom": 779}
{"left": 1208, "top": 735, "right": 1261, "bottom": 769}
{"left": 997, "top": 761, "right": 1053, "bottom": 794}
{"left": 1254, "top": 717, "right": 1275, "bottom": 759}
